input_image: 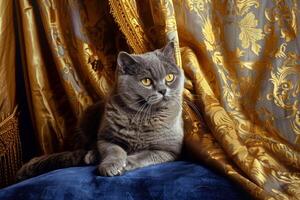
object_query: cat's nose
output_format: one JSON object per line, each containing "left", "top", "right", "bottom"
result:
{"left": 158, "top": 89, "right": 167, "bottom": 96}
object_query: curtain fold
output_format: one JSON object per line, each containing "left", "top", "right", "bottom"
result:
{"left": 0, "top": 0, "right": 300, "bottom": 199}
{"left": 15, "top": 0, "right": 129, "bottom": 154}
{"left": 0, "top": 0, "right": 22, "bottom": 187}
{"left": 111, "top": 1, "right": 300, "bottom": 199}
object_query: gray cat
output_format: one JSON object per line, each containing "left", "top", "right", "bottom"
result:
{"left": 16, "top": 41, "right": 184, "bottom": 180}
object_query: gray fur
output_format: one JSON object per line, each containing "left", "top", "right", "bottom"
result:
{"left": 16, "top": 41, "right": 184, "bottom": 180}
{"left": 97, "top": 41, "right": 184, "bottom": 176}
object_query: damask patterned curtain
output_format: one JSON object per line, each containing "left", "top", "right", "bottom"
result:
{"left": 0, "top": 0, "right": 299, "bottom": 199}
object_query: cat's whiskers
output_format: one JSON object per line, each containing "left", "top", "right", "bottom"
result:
{"left": 171, "top": 99, "right": 195, "bottom": 122}
{"left": 138, "top": 104, "right": 150, "bottom": 127}
{"left": 144, "top": 104, "right": 152, "bottom": 124}
{"left": 147, "top": 104, "right": 152, "bottom": 124}
{"left": 132, "top": 103, "right": 147, "bottom": 125}
{"left": 172, "top": 97, "right": 203, "bottom": 119}
{"left": 122, "top": 100, "right": 148, "bottom": 135}
{"left": 132, "top": 104, "right": 146, "bottom": 123}
{"left": 131, "top": 98, "right": 146, "bottom": 106}
{"left": 139, "top": 105, "right": 148, "bottom": 122}
{"left": 172, "top": 98, "right": 188, "bottom": 114}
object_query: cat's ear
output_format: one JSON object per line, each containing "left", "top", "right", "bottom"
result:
{"left": 161, "top": 41, "right": 176, "bottom": 63}
{"left": 117, "top": 51, "right": 138, "bottom": 74}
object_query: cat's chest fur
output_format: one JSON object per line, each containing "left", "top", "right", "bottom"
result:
{"left": 99, "top": 100, "right": 183, "bottom": 153}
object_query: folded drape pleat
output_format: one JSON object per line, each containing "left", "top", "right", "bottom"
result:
{"left": 15, "top": 0, "right": 128, "bottom": 154}
{"left": 111, "top": 0, "right": 300, "bottom": 199}
{"left": 0, "top": 0, "right": 22, "bottom": 187}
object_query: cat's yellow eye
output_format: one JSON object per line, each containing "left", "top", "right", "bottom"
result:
{"left": 165, "top": 74, "right": 174, "bottom": 83}
{"left": 141, "top": 78, "right": 152, "bottom": 86}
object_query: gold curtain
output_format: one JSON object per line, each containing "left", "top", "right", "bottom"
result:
{"left": 16, "top": 0, "right": 123, "bottom": 154}
{"left": 0, "top": 0, "right": 300, "bottom": 198}
{"left": 0, "top": 0, "right": 22, "bottom": 187}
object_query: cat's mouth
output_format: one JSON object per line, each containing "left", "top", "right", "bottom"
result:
{"left": 163, "top": 96, "right": 170, "bottom": 101}
{"left": 147, "top": 95, "right": 164, "bottom": 105}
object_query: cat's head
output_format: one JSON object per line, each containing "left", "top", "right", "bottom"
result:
{"left": 115, "top": 41, "right": 184, "bottom": 111}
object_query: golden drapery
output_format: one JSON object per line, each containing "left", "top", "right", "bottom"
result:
{"left": 0, "top": 0, "right": 299, "bottom": 198}
{"left": 0, "top": 0, "right": 22, "bottom": 187}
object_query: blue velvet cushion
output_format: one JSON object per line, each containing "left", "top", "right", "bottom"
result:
{"left": 0, "top": 161, "right": 250, "bottom": 200}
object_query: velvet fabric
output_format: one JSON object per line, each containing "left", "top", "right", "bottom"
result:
{"left": 0, "top": 161, "right": 250, "bottom": 200}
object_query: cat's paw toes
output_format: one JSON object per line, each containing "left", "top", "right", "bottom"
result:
{"left": 98, "top": 159, "right": 126, "bottom": 176}
{"left": 84, "top": 150, "right": 97, "bottom": 165}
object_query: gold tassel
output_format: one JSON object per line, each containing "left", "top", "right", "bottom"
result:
{"left": 0, "top": 107, "right": 22, "bottom": 188}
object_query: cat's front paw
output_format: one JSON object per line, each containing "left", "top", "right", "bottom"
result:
{"left": 124, "top": 156, "right": 139, "bottom": 172}
{"left": 98, "top": 159, "right": 126, "bottom": 176}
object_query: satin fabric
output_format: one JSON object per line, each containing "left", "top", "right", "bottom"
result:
{"left": 0, "top": 0, "right": 16, "bottom": 119}
{"left": 0, "top": 0, "right": 299, "bottom": 199}
{"left": 110, "top": 1, "right": 300, "bottom": 199}
{"left": 0, "top": 161, "right": 251, "bottom": 200}
{"left": 0, "top": 0, "right": 22, "bottom": 188}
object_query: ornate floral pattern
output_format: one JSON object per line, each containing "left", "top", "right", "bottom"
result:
{"left": 110, "top": 0, "right": 300, "bottom": 199}
{"left": 238, "top": 13, "right": 264, "bottom": 55}
{"left": 2, "top": 0, "right": 299, "bottom": 198}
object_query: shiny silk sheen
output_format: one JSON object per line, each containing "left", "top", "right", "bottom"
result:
{"left": 0, "top": 0, "right": 22, "bottom": 187}
{"left": 0, "top": 0, "right": 299, "bottom": 199}
{"left": 0, "top": 0, "right": 16, "bottom": 120}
